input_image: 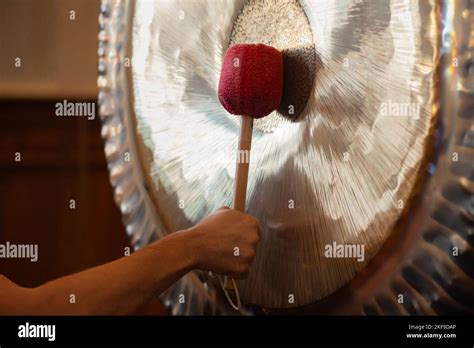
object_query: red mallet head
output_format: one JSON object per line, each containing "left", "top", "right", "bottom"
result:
{"left": 218, "top": 44, "right": 283, "bottom": 118}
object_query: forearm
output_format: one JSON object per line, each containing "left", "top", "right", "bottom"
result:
{"left": 0, "top": 231, "right": 196, "bottom": 315}
{"left": 0, "top": 207, "right": 260, "bottom": 315}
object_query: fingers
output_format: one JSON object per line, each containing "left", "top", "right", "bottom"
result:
{"left": 216, "top": 207, "right": 262, "bottom": 241}
{"left": 246, "top": 221, "right": 261, "bottom": 244}
{"left": 227, "top": 245, "right": 257, "bottom": 279}
{"left": 199, "top": 207, "right": 261, "bottom": 279}
{"left": 243, "top": 213, "right": 259, "bottom": 226}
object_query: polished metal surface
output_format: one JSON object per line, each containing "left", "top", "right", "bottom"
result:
{"left": 229, "top": 0, "right": 316, "bottom": 128}
{"left": 99, "top": 0, "right": 241, "bottom": 315}
{"left": 98, "top": 0, "right": 474, "bottom": 315}
{"left": 354, "top": 0, "right": 474, "bottom": 316}
{"left": 129, "top": 0, "right": 439, "bottom": 308}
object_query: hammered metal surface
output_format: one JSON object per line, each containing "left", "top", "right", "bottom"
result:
{"left": 98, "top": 0, "right": 239, "bottom": 316}
{"left": 130, "top": 0, "right": 439, "bottom": 308}
{"left": 229, "top": 0, "right": 316, "bottom": 130}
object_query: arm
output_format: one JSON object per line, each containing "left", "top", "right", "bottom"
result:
{"left": 0, "top": 208, "right": 260, "bottom": 315}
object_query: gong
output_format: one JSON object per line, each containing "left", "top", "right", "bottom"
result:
{"left": 98, "top": 0, "right": 474, "bottom": 314}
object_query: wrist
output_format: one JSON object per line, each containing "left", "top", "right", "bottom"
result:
{"left": 166, "top": 227, "right": 202, "bottom": 271}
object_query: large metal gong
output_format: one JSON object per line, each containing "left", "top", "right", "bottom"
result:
{"left": 98, "top": 0, "right": 474, "bottom": 314}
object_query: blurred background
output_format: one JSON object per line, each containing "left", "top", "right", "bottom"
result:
{"left": 0, "top": 0, "right": 99, "bottom": 99}
{"left": 0, "top": 0, "right": 164, "bottom": 313}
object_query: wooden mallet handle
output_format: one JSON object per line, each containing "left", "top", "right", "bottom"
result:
{"left": 217, "top": 44, "right": 283, "bottom": 306}
{"left": 224, "top": 115, "right": 253, "bottom": 292}
{"left": 233, "top": 115, "right": 254, "bottom": 212}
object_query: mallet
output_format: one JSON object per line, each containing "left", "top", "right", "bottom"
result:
{"left": 218, "top": 43, "right": 283, "bottom": 309}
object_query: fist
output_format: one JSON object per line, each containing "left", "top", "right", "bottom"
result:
{"left": 189, "top": 207, "right": 261, "bottom": 279}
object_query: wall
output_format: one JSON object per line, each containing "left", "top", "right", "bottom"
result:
{"left": 0, "top": 1, "right": 166, "bottom": 314}
{"left": 0, "top": 0, "right": 99, "bottom": 99}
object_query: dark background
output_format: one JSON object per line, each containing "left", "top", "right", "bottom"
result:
{"left": 0, "top": 1, "right": 166, "bottom": 314}
{"left": 0, "top": 100, "right": 127, "bottom": 287}
{"left": 0, "top": 100, "right": 166, "bottom": 314}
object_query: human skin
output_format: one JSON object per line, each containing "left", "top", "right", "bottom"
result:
{"left": 0, "top": 207, "right": 261, "bottom": 315}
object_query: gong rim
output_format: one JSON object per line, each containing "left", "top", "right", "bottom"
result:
{"left": 130, "top": 0, "right": 439, "bottom": 308}
{"left": 98, "top": 0, "right": 474, "bottom": 314}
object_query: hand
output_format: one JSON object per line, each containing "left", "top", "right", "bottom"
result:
{"left": 186, "top": 207, "right": 261, "bottom": 279}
